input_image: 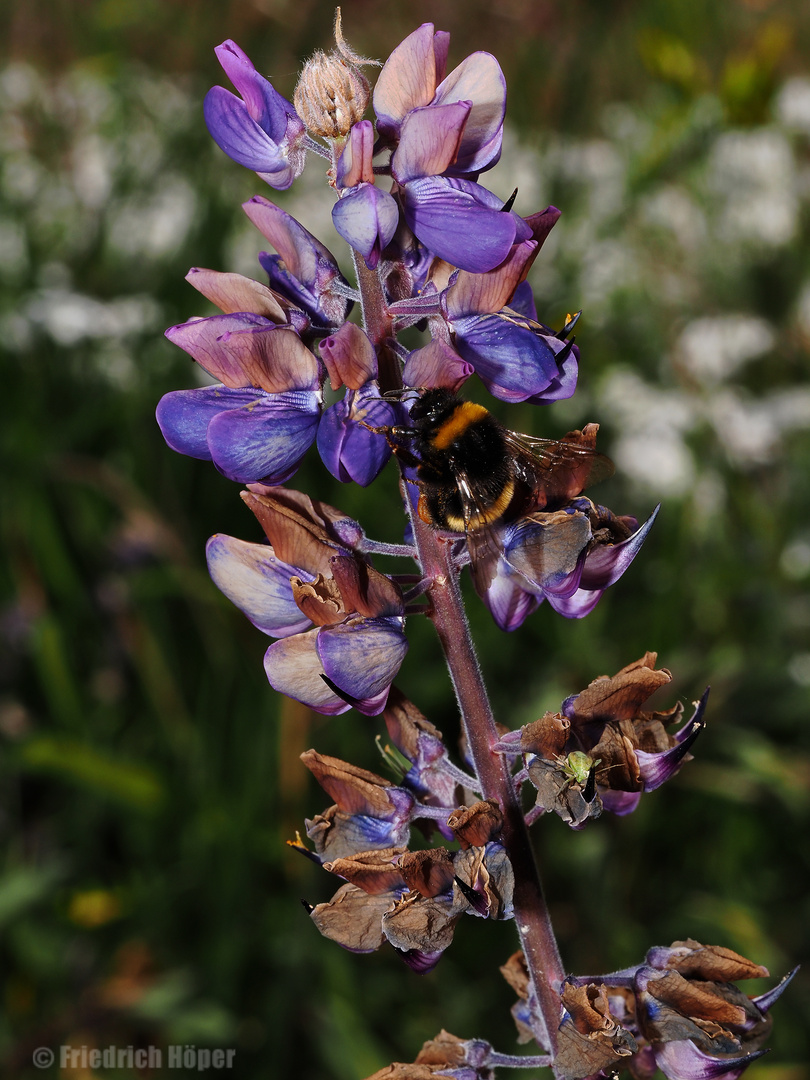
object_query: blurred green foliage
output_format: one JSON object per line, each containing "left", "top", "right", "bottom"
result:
{"left": 1, "top": 1, "right": 809, "bottom": 1078}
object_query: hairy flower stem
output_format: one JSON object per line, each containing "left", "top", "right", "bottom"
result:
{"left": 410, "top": 505, "right": 564, "bottom": 1055}
{"left": 352, "top": 251, "right": 564, "bottom": 1052}
{"left": 352, "top": 250, "right": 393, "bottom": 349}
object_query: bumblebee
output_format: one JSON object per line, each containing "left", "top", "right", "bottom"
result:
{"left": 373, "top": 387, "right": 614, "bottom": 535}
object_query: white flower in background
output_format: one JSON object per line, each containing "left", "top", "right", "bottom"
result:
{"left": 706, "top": 128, "right": 798, "bottom": 247}
{"left": 775, "top": 76, "right": 810, "bottom": 135}
{"left": 107, "top": 176, "right": 197, "bottom": 260}
{"left": 639, "top": 185, "right": 707, "bottom": 253}
{"left": 599, "top": 369, "right": 696, "bottom": 495}
{"left": 24, "top": 290, "right": 162, "bottom": 347}
{"left": 676, "top": 314, "right": 775, "bottom": 384}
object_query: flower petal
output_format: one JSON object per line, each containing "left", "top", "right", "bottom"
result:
{"left": 391, "top": 101, "right": 471, "bottom": 183}
{"left": 156, "top": 385, "right": 261, "bottom": 460}
{"left": 246, "top": 195, "right": 351, "bottom": 326}
{"left": 214, "top": 39, "right": 297, "bottom": 138}
{"left": 579, "top": 505, "right": 660, "bottom": 590}
{"left": 205, "top": 533, "right": 313, "bottom": 638}
{"left": 636, "top": 689, "right": 707, "bottom": 791}
{"left": 317, "top": 389, "right": 397, "bottom": 486}
{"left": 524, "top": 344, "right": 578, "bottom": 405}
{"left": 185, "top": 267, "right": 288, "bottom": 322}
{"left": 204, "top": 86, "right": 292, "bottom": 183}
{"left": 203, "top": 41, "right": 305, "bottom": 189}
{"left": 319, "top": 322, "right": 377, "bottom": 390}
{"left": 245, "top": 196, "right": 339, "bottom": 287}
{"left": 477, "top": 568, "right": 541, "bottom": 632}
{"left": 452, "top": 311, "right": 568, "bottom": 402}
{"left": 264, "top": 629, "right": 352, "bottom": 714}
{"left": 331, "top": 184, "right": 400, "bottom": 269}
{"left": 166, "top": 315, "right": 319, "bottom": 393}
{"left": 403, "top": 339, "right": 473, "bottom": 391}
{"left": 654, "top": 1040, "right": 768, "bottom": 1080}
{"left": 600, "top": 789, "right": 643, "bottom": 815}
{"left": 165, "top": 313, "right": 272, "bottom": 387}
{"left": 205, "top": 390, "right": 321, "bottom": 483}
{"left": 433, "top": 51, "right": 506, "bottom": 174}
{"left": 317, "top": 617, "right": 407, "bottom": 714}
{"left": 373, "top": 23, "right": 447, "bottom": 138}
{"left": 400, "top": 175, "right": 516, "bottom": 272}
{"left": 444, "top": 240, "right": 539, "bottom": 318}
{"left": 309, "top": 883, "right": 394, "bottom": 953}
{"left": 502, "top": 511, "right": 592, "bottom": 597}
{"left": 336, "top": 120, "right": 375, "bottom": 188}
{"left": 752, "top": 968, "right": 798, "bottom": 1013}
{"left": 546, "top": 586, "right": 606, "bottom": 620}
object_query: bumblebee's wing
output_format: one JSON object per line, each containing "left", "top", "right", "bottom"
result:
{"left": 466, "top": 519, "right": 506, "bottom": 597}
{"left": 441, "top": 459, "right": 509, "bottom": 593}
{"left": 501, "top": 426, "right": 614, "bottom": 510}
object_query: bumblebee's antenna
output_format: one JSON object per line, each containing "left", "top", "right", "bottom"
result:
{"left": 381, "top": 387, "right": 421, "bottom": 402}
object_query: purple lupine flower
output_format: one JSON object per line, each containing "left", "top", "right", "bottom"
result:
{"left": 386, "top": 205, "right": 575, "bottom": 401}
{"left": 332, "top": 121, "right": 400, "bottom": 270}
{"left": 301, "top": 750, "right": 416, "bottom": 858}
{"left": 560, "top": 653, "right": 705, "bottom": 812}
{"left": 475, "top": 501, "right": 657, "bottom": 631}
{"left": 557, "top": 942, "right": 794, "bottom": 1080}
{"left": 440, "top": 212, "right": 580, "bottom": 403}
{"left": 244, "top": 196, "right": 353, "bottom": 329}
{"left": 204, "top": 40, "right": 308, "bottom": 189}
{"left": 633, "top": 942, "right": 779, "bottom": 1080}
{"left": 156, "top": 314, "right": 322, "bottom": 484}
{"left": 540, "top": 501, "right": 660, "bottom": 619}
{"left": 317, "top": 385, "right": 400, "bottom": 486}
{"left": 206, "top": 488, "right": 408, "bottom": 715}
{"left": 373, "top": 23, "right": 506, "bottom": 175}
{"left": 477, "top": 508, "right": 592, "bottom": 632}
{"left": 265, "top": 614, "right": 407, "bottom": 716}
{"left": 316, "top": 321, "right": 402, "bottom": 486}
{"left": 205, "top": 486, "right": 365, "bottom": 640}
{"left": 497, "top": 654, "right": 705, "bottom": 827}
{"left": 263, "top": 552, "right": 409, "bottom": 716}
{"left": 383, "top": 688, "right": 473, "bottom": 815}
{"left": 370, "top": 24, "right": 519, "bottom": 273}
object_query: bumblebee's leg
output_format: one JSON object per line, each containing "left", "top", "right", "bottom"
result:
{"left": 417, "top": 493, "right": 433, "bottom": 525}
{"left": 388, "top": 442, "right": 422, "bottom": 470}
{"left": 455, "top": 471, "right": 477, "bottom": 532}
{"left": 357, "top": 421, "right": 422, "bottom": 469}
{"left": 365, "top": 429, "right": 423, "bottom": 469}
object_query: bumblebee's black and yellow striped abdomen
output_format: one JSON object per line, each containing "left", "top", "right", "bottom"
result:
{"left": 408, "top": 392, "right": 516, "bottom": 533}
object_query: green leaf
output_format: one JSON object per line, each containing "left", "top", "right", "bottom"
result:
{"left": 19, "top": 736, "right": 165, "bottom": 811}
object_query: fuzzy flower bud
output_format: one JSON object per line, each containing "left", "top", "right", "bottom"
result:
{"left": 293, "top": 9, "right": 374, "bottom": 138}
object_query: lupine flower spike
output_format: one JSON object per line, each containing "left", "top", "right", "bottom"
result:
{"left": 157, "top": 12, "right": 793, "bottom": 1078}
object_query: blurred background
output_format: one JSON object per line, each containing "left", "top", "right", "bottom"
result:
{"left": 1, "top": 0, "right": 809, "bottom": 1076}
